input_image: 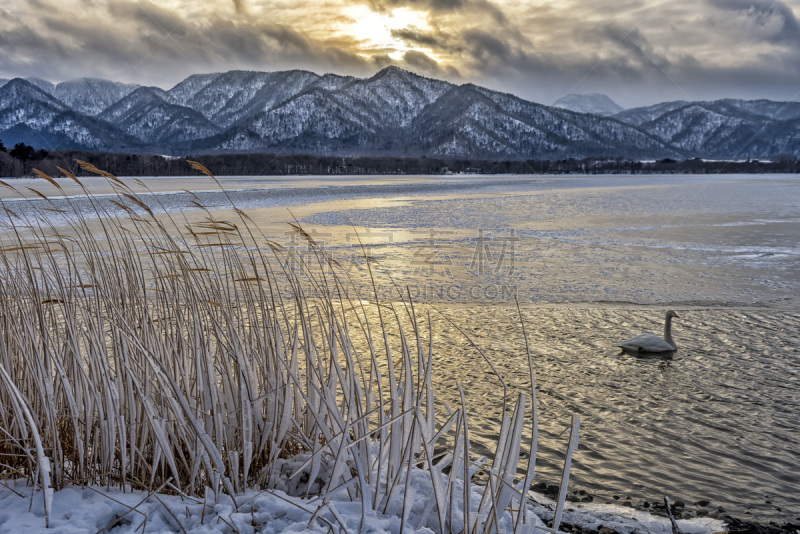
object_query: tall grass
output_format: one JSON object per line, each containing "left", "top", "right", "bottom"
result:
{"left": 0, "top": 162, "right": 579, "bottom": 532}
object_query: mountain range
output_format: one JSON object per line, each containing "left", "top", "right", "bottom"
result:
{"left": 1, "top": 67, "right": 799, "bottom": 160}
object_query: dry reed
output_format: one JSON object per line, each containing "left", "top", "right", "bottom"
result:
{"left": 0, "top": 164, "right": 579, "bottom": 533}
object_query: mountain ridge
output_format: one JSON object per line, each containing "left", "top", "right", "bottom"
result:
{"left": 0, "top": 78, "right": 139, "bottom": 151}
{"left": 1, "top": 69, "right": 798, "bottom": 159}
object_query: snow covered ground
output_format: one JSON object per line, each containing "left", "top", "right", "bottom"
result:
{"left": 0, "top": 477, "right": 726, "bottom": 534}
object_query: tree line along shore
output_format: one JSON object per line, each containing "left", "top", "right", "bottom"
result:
{"left": 1, "top": 140, "right": 799, "bottom": 177}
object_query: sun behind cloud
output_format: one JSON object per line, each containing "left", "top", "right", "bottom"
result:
{"left": 336, "top": 5, "right": 433, "bottom": 60}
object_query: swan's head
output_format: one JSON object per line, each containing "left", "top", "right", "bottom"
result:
{"left": 666, "top": 310, "right": 679, "bottom": 319}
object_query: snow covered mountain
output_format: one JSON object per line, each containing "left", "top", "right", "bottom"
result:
{"left": 412, "top": 85, "right": 671, "bottom": 159}
{"left": 1, "top": 78, "right": 68, "bottom": 129}
{"left": 98, "top": 87, "right": 221, "bottom": 145}
{"left": 187, "top": 67, "right": 458, "bottom": 154}
{"left": 199, "top": 88, "right": 376, "bottom": 153}
{"left": 614, "top": 99, "right": 800, "bottom": 158}
{"left": 167, "top": 70, "right": 321, "bottom": 128}
{"left": 52, "top": 78, "right": 140, "bottom": 116}
{"left": 24, "top": 77, "right": 56, "bottom": 95}
{"left": 618, "top": 99, "right": 800, "bottom": 126}
{"left": 553, "top": 93, "right": 624, "bottom": 116}
{"left": 2, "top": 68, "right": 799, "bottom": 159}
{"left": 306, "top": 73, "right": 358, "bottom": 92}
{"left": 0, "top": 78, "right": 138, "bottom": 150}
{"left": 20, "top": 77, "right": 140, "bottom": 116}
{"left": 613, "top": 101, "right": 690, "bottom": 127}
{"left": 182, "top": 69, "right": 674, "bottom": 158}
{"left": 335, "top": 66, "right": 453, "bottom": 129}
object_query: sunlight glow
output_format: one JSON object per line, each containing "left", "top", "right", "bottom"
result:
{"left": 337, "top": 6, "right": 431, "bottom": 56}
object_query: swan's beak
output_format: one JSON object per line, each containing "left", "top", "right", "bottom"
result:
{"left": 674, "top": 312, "right": 680, "bottom": 318}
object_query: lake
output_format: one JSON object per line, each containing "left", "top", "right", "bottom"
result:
{"left": 2, "top": 172, "right": 799, "bottom": 525}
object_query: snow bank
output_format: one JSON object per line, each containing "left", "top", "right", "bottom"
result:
{"left": 0, "top": 480, "right": 727, "bottom": 534}
{"left": 0, "top": 477, "right": 540, "bottom": 534}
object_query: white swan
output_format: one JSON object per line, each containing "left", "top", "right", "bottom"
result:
{"left": 618, "top": 310, "right": 679, "bottom": 353}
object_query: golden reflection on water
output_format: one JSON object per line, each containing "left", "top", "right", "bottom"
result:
{"left": 340, "top": 301, "right": 800, "bottom": 522}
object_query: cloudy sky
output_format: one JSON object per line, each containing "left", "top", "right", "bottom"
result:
{"left": 2, "top": 0, "right": 800, "bottom": 107}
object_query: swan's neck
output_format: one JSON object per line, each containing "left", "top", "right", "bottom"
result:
{"left": 664, "top": 315, "right": 676, "bottom": 349}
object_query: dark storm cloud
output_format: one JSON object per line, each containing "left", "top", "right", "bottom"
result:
{"left": 600, "top": 25, "right": 671, "bottom": 71}
{"left": 402, "top": 50, "right": 440, "bottom": 73}
{"left": 316, "top": 47, "right": 369, "bottom": 70}
{"left": 391, "top": 28, "right": 449, "bottom": 48}
{"left": 461, "top": 29, "right": 512, "bottom": 66}
{"left": 0, "top": 19, "right": 54, "bottom": 53}
{"left": 260, "top": 24, "right": 314, "bottom": 55}
{"left": 370, "top": 50, "right": 457, "bottom": 77}
{"left": 385, "top": 14, "right": 687, "bottom": 102}
{"left": 391, "top": 23, "right": 532, "bottom": 71}
{"left": 108, "top": 1, "right": 190, "bottom": 36}
{"left": 708, "top": 0, "right": 800, "bottom": 43}
{"left": 232, "top": 0, "right": 248, "bottom": 15}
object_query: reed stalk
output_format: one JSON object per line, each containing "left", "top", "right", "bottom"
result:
{"left": 0, "top": 164, "right": 579, "bottom": 532}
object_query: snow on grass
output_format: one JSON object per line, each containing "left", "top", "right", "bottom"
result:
{"left": 0, "top": 478, "right": 727, "bottom": 534}
{"left": 0, "top": 479, "right": 392, "bottom": 534}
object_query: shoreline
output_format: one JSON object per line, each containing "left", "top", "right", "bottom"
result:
{"left": 7, "top": 479, "right": 798, "bottom": 534}
{"left": 530, "top": 483, "right": 800, "bottom": 534}
{"left": 3, "top": 149, "right": 800, "bottom": 179}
